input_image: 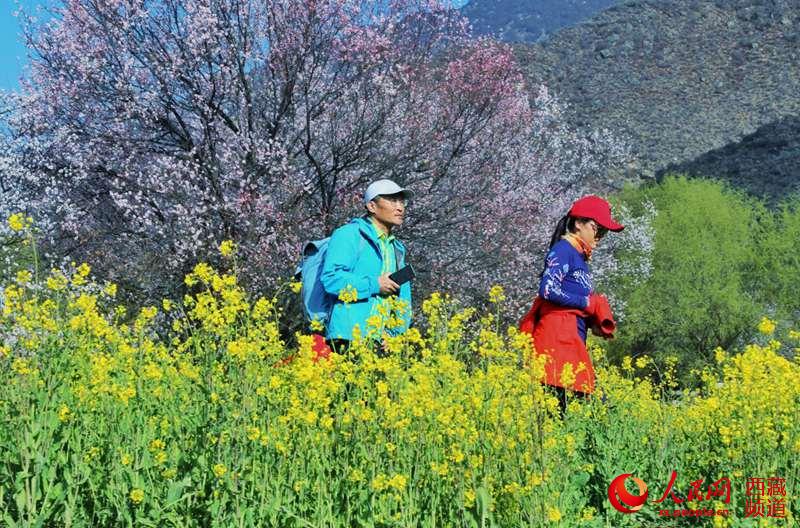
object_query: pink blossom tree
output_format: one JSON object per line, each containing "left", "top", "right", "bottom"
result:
{"left": 7, "top": 0, "right": 634, "bottom": 316}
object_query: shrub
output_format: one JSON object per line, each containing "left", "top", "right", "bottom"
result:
{"left": 605, "top": 176, "right": 765, "bottom": 385}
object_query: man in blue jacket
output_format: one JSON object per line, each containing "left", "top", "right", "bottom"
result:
{"left": 320, "top": 179, "right": 413, "bottom": 349}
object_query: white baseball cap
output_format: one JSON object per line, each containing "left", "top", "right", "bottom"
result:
{"left": 363, "top": 179, "right": 412, "bottom": 204}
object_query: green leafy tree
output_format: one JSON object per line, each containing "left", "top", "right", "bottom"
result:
{"left": 606, "top": 176, "right": 764, "bottom": 384}
{"left": 755, "top": 195, "right": 800, "bottom": 324}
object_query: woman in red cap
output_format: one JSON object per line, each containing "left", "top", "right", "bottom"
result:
{"left": 520, "top": 195, "right": 624, "bottom": 410}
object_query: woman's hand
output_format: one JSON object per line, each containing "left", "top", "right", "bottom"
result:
{"left": 590, "top": 322, "right": 614, "bottom": 339}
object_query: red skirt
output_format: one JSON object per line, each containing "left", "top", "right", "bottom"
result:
{"left": 519, "top": 297, "right": 596, "bottom": 394}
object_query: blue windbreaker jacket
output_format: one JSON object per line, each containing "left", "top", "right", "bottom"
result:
{"left": 320, "top": 217, "right": 412, "bottom": 341}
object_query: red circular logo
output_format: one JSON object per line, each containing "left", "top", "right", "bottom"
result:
{"left": 608, "top": 473, "right": 649, "bottom": 513}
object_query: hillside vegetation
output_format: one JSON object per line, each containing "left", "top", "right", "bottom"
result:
{"left": 512, "top": 0, "right": 800, "bottom": 195}
{"left": 462, "top": 0, "right": 618, "bottom": 42}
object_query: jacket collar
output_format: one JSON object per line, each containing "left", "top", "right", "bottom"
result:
{"left": 563, "top": 233, "right": 592, "bottom": 261}
{"left": 352, "top": 216, "right": 405, "bottom": 257}
{"left": 369, "top": 217, "right": 396, "bottom": 243}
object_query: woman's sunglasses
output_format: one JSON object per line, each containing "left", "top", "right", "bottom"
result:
{"left": 590, "top": 221, "right": 608, "bottom": 240}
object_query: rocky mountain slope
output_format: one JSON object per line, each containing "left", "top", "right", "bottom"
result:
{"left": 661, "top": 115, "right": 800, "bottom": 201}
{"left": 512, "top": 0, "right": 800, "bottom": 198}
{"left": 462, "top": 0, "right": 619, "bottom": 42}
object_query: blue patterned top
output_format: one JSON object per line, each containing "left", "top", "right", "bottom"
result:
{"left": 537, "top": 238, "right": 593, "bottom": 341}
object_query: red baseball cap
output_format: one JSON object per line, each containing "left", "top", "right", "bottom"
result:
{"left": 568, "top": 195, "right": 624, "bottom": 232}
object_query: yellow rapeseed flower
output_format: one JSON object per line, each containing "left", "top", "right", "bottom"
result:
{"left": 7, "top": 213, "right": 32, "bottom": 232}
{"left": 213, "top": 463, "right": 227, "bottom": 478}
{"left": 135, "top": 306, "right": 158, "bottom": 332}
{"left": 348, "top": 468, "right": 365, "bottom": 483}
{"left": 622, "top": 356, "right": 633, "bottom": 372}
{"left": 57, "top": 404, "right": 71, "bottom": 423}
{"left": 714, "top": 347, "right": 727, "bottom": 364}
{"left": 46, "top": 270, "right": 68, "bottom": 291}
{"left": 252, "top": 297, "right": 274, "bottom": 320}
{"left": 193, "top": 262, "right": 214, "bottom": 283}
{"left": 758, "top": 316, "right": 776, "bottom": 335}
{"left": 83, "top": 446, "right": 101, "bottom": 463}
{"left": 11, "top": 358, "right": 33, "bottom": 376}
{"left": 547, "top": 506, "right": 562, "bottom": 522}
{"left": 371, "top": 474, "right": 388, "bottom": 491}
{"left": 464, "top": 489, "right": 476, "bottom": 508}
{"left": 304, "top": 410, "right": 318, "bottom": 426}
{"left": 422, "top": 292, "right": 443, "bottom": 316}
{"left": 219, "top": 239, "right": 236, "bottom": 257}
{"left": 76, "top": 263, "right": 91, "bottom": 277}
{"left": 129, "top": 488, "right": 144, "bottom": 504}
{"left": 559, "top": 363, "right": 576, "bottom": 388}
{"left": 290, "top": 280, "right": 302, "bottom": 294}
{"left": 338, "top": 285, "right": 358, "bottom": 304}
{"left": 488, "top": 285, "right": 506, "bottom": 304}
{"left": 430, "top": 461, "right": 449, "bottom": 477}
{"left": 247, "top": 426, "right": 261, "bottom": 441}
{"left": 387, "top": 474, "right": 407, "bottom": 491}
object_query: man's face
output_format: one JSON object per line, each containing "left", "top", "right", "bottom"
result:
{"left": 368, "top": 193, "right": 406, "bottom": 228}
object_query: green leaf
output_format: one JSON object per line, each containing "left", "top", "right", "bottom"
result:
{"left": 570, "top": 471, "right": 591, "bottom": 488}
{"left": 14, "top": 490, "right": 26, "bottom": 518}
{"left": 2, "top": 513, "right": 18, "bottom": 528}
{"left": 165, "top": 476, "right": 192, "bottom": 505}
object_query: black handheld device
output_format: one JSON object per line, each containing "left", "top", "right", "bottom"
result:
{"left": 388, "top": 264, "right": 415, "bottom": 286}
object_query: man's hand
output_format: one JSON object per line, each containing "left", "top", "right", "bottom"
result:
{"left": 378, "top": 273, "right": 400, "bottom": 295}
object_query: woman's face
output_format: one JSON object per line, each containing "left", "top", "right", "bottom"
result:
{"left": 574, "top": 219, "right": 606, "bottom": 249}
